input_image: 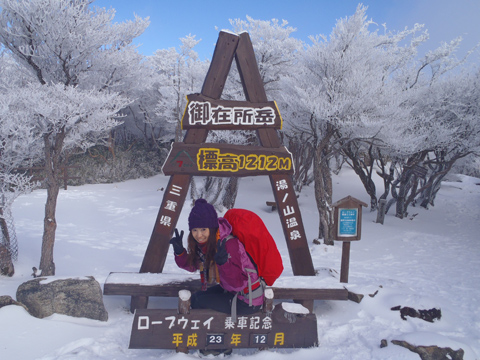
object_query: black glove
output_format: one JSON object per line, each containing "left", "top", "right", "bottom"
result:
{"left": 169, "top": 229, "right": 185, "bottom": 255}
{"left": 214, "top": 238, "right": 229, "bottom": 265}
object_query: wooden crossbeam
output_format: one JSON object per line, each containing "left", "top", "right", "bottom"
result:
{"left": 105, "top": 273, "right": 348, "bottom": 302}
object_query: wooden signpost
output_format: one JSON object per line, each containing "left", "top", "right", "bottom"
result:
{"left": 332, "top": 196, "right": 367, "bottom": 283}
{"left": 109, "top": 30, "right": 353, "bottom": 352}
{"left": 136, "top": 31, "right": 315, "bottom": 307}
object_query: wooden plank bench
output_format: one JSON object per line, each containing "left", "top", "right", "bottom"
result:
{"left": 103, "top": 271, "right": 348, "bottom": 313}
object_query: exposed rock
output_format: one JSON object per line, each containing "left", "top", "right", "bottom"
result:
{"left": 0, "top": 295, "right": 28, "bottom": 312}
{"left": 392, "top": 340, "right": 464, "bottom": 360}
{"left": 391, "top": 305, "right": 442, "bottom": 322}
{"left": 16, "top": 276, "right": 108, "bottom": 321}
{"left": 347, "top": 290, "right": 364, "bottom": 303}
{"left": 0, "top": 244, "right": 14, "bottom": 277}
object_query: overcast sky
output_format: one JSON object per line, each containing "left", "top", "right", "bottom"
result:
{"left": 93, "top": 0, "right": 480, "bottom": 63}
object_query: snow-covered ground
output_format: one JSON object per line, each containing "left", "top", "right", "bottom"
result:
{"left": 1, "top": 168, "right": 479, "bottom": 359}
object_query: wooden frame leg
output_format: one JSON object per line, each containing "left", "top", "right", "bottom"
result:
{"left": 130, "top": 295, "right": 148, "bottom": 314}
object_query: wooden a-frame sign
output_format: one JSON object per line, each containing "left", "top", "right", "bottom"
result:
{"left": 132, "top": 31, "right": 315, "bottom": 310}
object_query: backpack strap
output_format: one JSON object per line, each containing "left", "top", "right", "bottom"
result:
{"left": 231, "top": 276, "right": 265, "bottom": 323}
{"left": 222, "top": 235, "right": 265, "bottom": 322}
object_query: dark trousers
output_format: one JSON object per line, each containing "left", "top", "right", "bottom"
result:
{"left": 191, "top": 284, "right": 261, "bottom": 315}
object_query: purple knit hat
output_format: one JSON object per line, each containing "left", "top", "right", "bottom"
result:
{"left": 188, "top": 199, "right": 218, "bottom": 230}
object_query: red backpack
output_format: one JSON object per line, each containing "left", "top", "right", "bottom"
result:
{"left": 223, "top": 208, "right": 283, "bottom": 286}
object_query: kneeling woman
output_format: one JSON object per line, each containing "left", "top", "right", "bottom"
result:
{"left": 169, "top": 199, "right": 263, "bottom": 317}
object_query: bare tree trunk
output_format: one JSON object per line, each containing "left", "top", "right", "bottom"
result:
{"left": 395, "top": 152, "right": 428, "bottom": 219}
{"left": 221, "top": 177, "right": 238, "bottom": 209}
{"left": 287, "top": 133, "right": 314, "bottom": 193}
{"left": 395, "top": 170, "right": 411, "bottom": 219}
{"left": 0, "top": 209, "right": 11, "bottom": 248}
{"left": 40, "top": 181, "right": 59, "bottom": 276}
{"left": 343, "top": 142, "right": 378, "bottom": 211}
{"left": 0, "top": 209, "right": 15, "bottom": 277}
{"left": 39, "top": 130, "right": 66, "bottom": 276}
{"left": 419, "top": 151, "right": 464, "bottom": 208}
{"left": 313, "top": 131, "right": 334, "bottom": 245}
{"left": 376, "top": 155, "right": 395, "bottom": 202}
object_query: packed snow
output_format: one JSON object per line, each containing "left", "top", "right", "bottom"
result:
{"left": 1, "top": 168, "right": 479, "bottom": 360}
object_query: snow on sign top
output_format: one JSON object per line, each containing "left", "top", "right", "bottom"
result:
{"left": 106, "top": 272, "right": 198, "bottom": 286}
{"left": 281, "top": 302, "right": 310, "bottom": 315}
{"left": 220, "top": 29, "right": 239, "bottom": 36}
{"left": 105, "top": 271, "right": 344, "bottom": 289}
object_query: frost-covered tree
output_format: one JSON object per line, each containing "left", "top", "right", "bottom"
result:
{"left": 282, "top": 4, "right": 478, "bottom": 242}
{"left": 379, "top": 37, "right": 478, "bottom": 219}
{"left": 0, "top": 51, "right": 41, "bottom": 276}
{"left": 5, "top": 83, "right": 130, "bottom": 276}
{"left": 287, "top": 5, "right": 421, "bottom": 243}
{"left": 388, "top": 66, "right": 480, "bottom": 215}
{"left": 149, "top": 35, "right": 207, "bottom": 143}
{"left": 228, "top": 16, "right": 303, "bottom": 96}
{"left": 0, "top": 0, "right": 148, "bottom": 275}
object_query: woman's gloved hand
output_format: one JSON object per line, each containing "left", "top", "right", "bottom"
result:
{"left": 214, "top": 238, "right": 229, "bottom": 265}
{"left": 169, "top": 229, "right": 185, "bottom": 255}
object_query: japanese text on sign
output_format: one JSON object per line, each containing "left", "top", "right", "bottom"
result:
{"left": 172, "top": 332, "right": 285, "bottom": 347}
{"left": 137, "top": 314, "right": 272, "bottom": 331}
{"left": 129, "top": 308, "right": 318, "bottom": 349}
{"left": 275, "top": 179, "right": 302, "bottom": 241}
{"left": 338, "top": 208, "right": 358, "bottom": 237}
{"left": 197, "top": 148, "right": 292, "bottom": 173}
{"left": 136, "top": 314, "right": 285, "bottom": 347}
{"left": 187, "top": 101, "right": 276, "bottom": 126}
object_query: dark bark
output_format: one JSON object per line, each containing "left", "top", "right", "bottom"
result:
{"left": 418, "top": 150, "right": 468, "bottom": 208}
{"left": 0, "top": 210, "right": 15, "bottom": 276}
{"left": 375, "top": 153, "right": 395, "bottom": 203}
{"left": 286, "top": 133, "right": 315, "bottom": 193}
{"left": 221, "top": 177, "right": 238, "bottom": 209}
{"left": 342, "top": 142, "right": 377, "bottom": 211}
{"left": 39, "top": 130, "right": 66, "bottom": 276}
{"left": 395, "top": 168, "right": 413, "bottom": 219}
{"left": 40, "top": 179, "right": 59, "bottom": 276}
{"left": 0, "top": 210, "right": 11, "bottom": 250}
{"left": 313, "top": 126, "right": 334, "bottom": 245}
{"left": 394, "top": 152, "right": 428, "bottom": 219}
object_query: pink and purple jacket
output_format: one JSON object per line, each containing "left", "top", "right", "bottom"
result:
{"left": 173, "top": 217, "right": 263, "bottom": 307}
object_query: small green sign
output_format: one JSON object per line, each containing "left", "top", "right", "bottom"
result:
{"left": 338, "top": 208, "right": 358, "bottom": 237}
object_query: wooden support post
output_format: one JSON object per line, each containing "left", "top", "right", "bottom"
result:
{"left": 340, "top": 241, "right": 351, "bottom": 283}
{"left": 178, "top": 290, "right": 191, "bottom": 315}
{"left": 263, "top": 289, "right": 274, "bottom": 314}
{"left": 266, "top": 201, "right": 277, "bottom": 211}
{"left": 176, "top": 290, "right": 191, "bottom": 354}
{"left": 130, "top": 32, "right": 241, "bottom": 313}
{"left": 234, "top": 32, "right": 315, "bottom": 278}
{"left": 130, "top": 296, "right": 148, "bottom": 314}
